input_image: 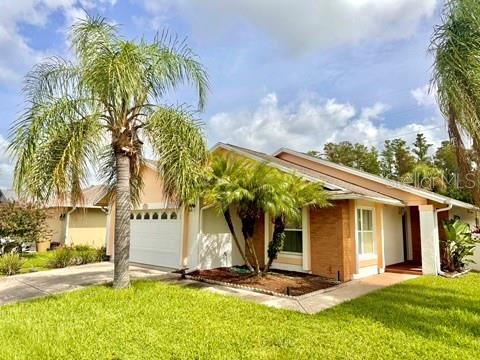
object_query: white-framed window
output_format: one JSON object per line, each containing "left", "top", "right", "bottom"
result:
{"left": 356, "top": 207, "right": 375, "bottom": 256}
{"left": 283, "top": 216, "right": 303, "bottom": 254}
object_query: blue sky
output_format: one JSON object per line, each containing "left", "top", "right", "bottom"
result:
{"left": 0, "top": 0, "right": 446, "bottom": 187}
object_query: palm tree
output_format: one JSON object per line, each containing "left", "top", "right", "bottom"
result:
{"left": 8, "top": 16, "right": 209, "bottom": 288}
{"left": 430, "top": 0, "right": 480, "bottom": 202}
{"left": 263, "top": 173, "right": 329, "bottom": 273}
{"left": 203, "top": 155, "right": 254, "bottom": 271}
{"left": 204, "top": 155, "right": 283, "bottom": 274}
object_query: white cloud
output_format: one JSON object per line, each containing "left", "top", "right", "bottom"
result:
{"left": 141, "top": 0, "right": 437, "bottom": 53}
{"left": 0, "top": 0, "right": 116, "bottom": 86}
{"left": 0, "top": 135, "right": 14, "bottom": 189}
{"left": 207, "top": 92, "right": 447, "bottom": 154}
{"left": 411, "top": 84, "right": 437, "bottom": 107}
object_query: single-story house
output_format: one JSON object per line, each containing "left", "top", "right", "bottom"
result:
{"left": 46, "top": 185, "right": 109, "bottom": 248}
{"left": 101, "top": 143, "right": 480, "bottom": 281}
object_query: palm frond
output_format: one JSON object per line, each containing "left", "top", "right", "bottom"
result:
{"left": 147, "top": 32, "right": 209, "bottom": 110}
{"left": 144, "top": 106, "right": 208, "bottom": 205}
{"left": 9, "top": 94, "right": 102, "bottom": 204}
{"left": 430, "top": 0, "right": 480, "bottom": 198}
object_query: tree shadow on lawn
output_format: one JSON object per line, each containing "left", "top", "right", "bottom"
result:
{"left": 326, "top": 276, "right": 480, "bottom": 348}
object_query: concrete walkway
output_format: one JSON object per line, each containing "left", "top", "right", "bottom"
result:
{"left": 0, "top": 262, "right": 168, "bottom": 306}
{"left": 1, "top": 263, "right": 417, "bottom": 313}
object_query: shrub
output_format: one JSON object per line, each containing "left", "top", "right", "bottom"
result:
{"left": 0, "top": 253, "right": 25, "bottom": 276}
{"left": 72, "top": 245, "right": 102, "bottom": 265}
{"left": 48, "top": 247, "right": 74, "bottom": 268}
{"left": 442, "top": 216, "right": 480, "bottom": 272}
{"left": 0, "top": 202, "right": 51, "bottom": 253}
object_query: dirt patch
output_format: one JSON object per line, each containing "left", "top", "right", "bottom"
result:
{"left": 188, "top": 267, "right": 337, "bottom": 296}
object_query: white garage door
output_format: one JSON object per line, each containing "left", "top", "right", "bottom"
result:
{"left": 130, "top": 209, "right": 182, "bottom": 269}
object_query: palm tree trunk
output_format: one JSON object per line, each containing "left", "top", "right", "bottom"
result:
{"left": 247, "top": 238, "right": 260, "bottom": 274}
{"left": 223, "top": 209, "right": 253, "bottom": 271}
{"left": 263, "top": 215, "right": 286, "bottom": 273}
{"left": 113, "top": 153, "right": 131, "bottom": 288}
{"left": 241, "top": 216, "right": 260, "bottom": 274}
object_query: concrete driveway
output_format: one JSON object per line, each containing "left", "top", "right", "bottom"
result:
{"left": 0, "top": 262, "right": 169, "bottom": 306}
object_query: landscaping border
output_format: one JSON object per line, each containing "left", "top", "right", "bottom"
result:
{"left": 440, "top": 269, "right": 471, "bottom": 278}
{"left": 185, "top": 274, "right": 342, "bottom": 300}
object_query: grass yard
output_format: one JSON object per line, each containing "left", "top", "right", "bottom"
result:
{"left": 0, "top": 274, "right": 479, "bottom": 359}
{"left": 19, "top": 252, "right": 57, "bottom": 273}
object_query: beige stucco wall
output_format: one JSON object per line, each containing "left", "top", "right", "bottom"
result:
{"left": 383, "top": 205, "right": 404, "bottom": 266}
{"left": 67, "top": 208, "right": 107, "bottom": 248}
{"left": 139, "top": 166, "right": 170, "bottom": 204}
{"left": 45, "top": 208, "right": 66, "bottom": 243}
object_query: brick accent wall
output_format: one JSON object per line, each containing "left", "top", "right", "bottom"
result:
{"left": 310, "top": 200, "right": 354, "bottom": 281}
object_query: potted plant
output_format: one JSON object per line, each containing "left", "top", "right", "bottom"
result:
{"left": 35, "top": 235, "right": 51, "bottom": 253}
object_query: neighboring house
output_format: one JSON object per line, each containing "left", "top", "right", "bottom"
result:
{"left": 101, "top": 143, "right": 480, "bottom": 281}
{"left": 46, "top": 185, "right": 109, "bottom": 248}
{"left": 0, "top": 189, "right": 18, "bottom": 203}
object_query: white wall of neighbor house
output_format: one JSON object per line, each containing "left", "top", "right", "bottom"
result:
{"left": 382, "top": 205, "right": 404, "bottom": 266}
{"left": 449, "top": 206, "right": 480, "bottom": 271}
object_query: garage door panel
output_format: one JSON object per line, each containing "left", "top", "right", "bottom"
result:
{"left": 130, "top": 210, "right": 182, "bottom": 268}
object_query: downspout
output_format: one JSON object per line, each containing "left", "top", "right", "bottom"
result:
{"left": 64, "top": 207, "right": 76, "bottom": 246}
{"left": 435, "top": 202, "right": 452, "bottom": 276}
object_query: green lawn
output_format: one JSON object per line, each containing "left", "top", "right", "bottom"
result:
{"left": 1, "top": 274, "right": 479, "bottom": 359}
{"left": 19, "top": 252, "right": 57, "bottom": 273}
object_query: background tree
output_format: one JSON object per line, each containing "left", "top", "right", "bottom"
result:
{"left": 309, "top": 141, "right": 381, "bottom": 174}
{"left": 412, "top": 133, "right": 432, "bottom": 163}
{"left": 434, "top": 141, "right": 475, "bottom": 202}
{"left": 380, "top": 139, "right": 415, "bottom": 180}
{"left": 8, "top": 16, "right": 209, "bottom": 288}
{"left": 431, "top": 0, "right": 480, "bottom": 204}
{"left": 402, "top": 163, "right": 446, "bottom": 192}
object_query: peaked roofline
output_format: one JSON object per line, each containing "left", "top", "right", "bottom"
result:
{"left": 211, "top": 143, "right": 341, "bottom": 190}
{"left": 211, "top": 142, "right": 404, "bottom": 206}
{"left": 273, "top": 147, "right": 479, "bottom": 211}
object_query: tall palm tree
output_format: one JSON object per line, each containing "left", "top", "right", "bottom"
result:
{"left": 430, "top": 0, "right": 480, "bottom": 202}
{"left": 8, "top": 16, "right": 209, "bottom": 288}
{"left": 263, "top": 173, "right": 329, "bottom": 273}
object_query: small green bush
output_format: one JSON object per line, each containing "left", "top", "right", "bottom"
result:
{"left": 73, "top": 245, "right": 102, "bottom": 265}
{"left": 48, "top": 248, "right": 74, "bottom": 268}
{"left": 442, "top": 216, "right": 480, "bottom": 272}
{"left": 0, "top": 253, "right": 25, "bottom": 275}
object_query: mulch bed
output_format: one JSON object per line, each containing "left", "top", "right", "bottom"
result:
{"left": 188, "top": 267, "right": 338, "bottom": 296}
